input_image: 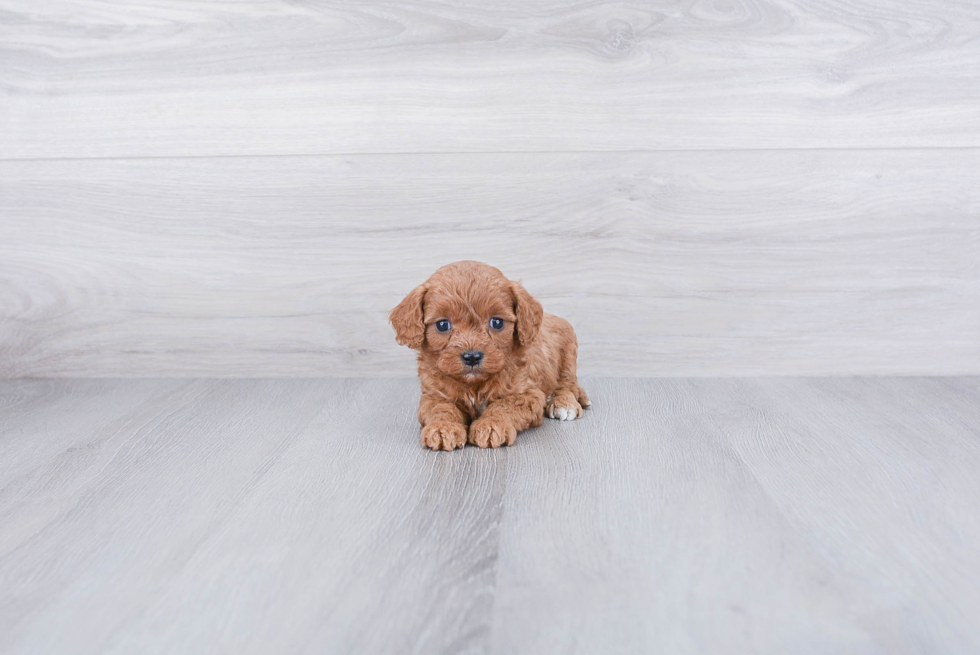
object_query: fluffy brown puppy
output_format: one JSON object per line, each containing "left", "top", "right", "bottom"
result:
{"left": 390, "top": 261, "right": 589, "bottom": 450}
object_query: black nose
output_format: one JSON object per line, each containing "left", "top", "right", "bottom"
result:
{"left": 461, "top": 350, "right": 484, "bottom": 366}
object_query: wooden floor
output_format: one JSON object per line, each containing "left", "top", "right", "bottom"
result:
{"left": 2, "top": 378, "right": 979, "bottom": 654}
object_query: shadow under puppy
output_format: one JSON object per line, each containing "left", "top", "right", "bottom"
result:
{"left": 390, "top": 261, "right": 589, "bottom": 450}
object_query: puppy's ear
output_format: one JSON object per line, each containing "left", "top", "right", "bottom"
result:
{"left": 511, "top": 281, "right": 543, "bottom": 347}
{"left": 389, "top": 284, "right": 427, "bottom": 349}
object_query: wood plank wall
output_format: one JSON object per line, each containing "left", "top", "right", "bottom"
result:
{"left": 1, "top": 0, "right": 978, "bottom": 377}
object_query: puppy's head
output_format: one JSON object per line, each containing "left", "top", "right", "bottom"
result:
{"left": 389, "top": 261, "right": 543, "bottom": 383}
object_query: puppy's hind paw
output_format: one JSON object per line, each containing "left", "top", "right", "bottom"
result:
{"left": 421, "top": 422, "right": 467, "bottom": 451}
{"left": 546, "top": 390, "right": 583, "bottom": 421}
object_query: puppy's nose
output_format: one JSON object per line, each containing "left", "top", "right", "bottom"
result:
{"left": 461, "top": 350, "right": 484, "bottom": 367}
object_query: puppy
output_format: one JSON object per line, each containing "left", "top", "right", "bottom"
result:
{"left": 390, "top": 261, "right": 589, "bottom": 450}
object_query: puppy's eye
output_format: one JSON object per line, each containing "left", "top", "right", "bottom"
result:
{"left": 435, "top": 320, "right": 451, "bottom": 333}
{"left": 489, "top": 317, "right": 504, "bottom": 331}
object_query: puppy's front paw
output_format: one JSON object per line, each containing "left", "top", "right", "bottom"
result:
{"left": 546, "top": 390, "right": 583, "bottom": 421}
{"left": 421, "top": 422, "right": 467, "bottom": 451}
{"left": 468, "top": 418, "right": 517, "bottom": 449}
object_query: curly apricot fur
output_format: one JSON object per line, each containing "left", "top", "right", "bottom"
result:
{"left": 390, "top": 261, "right": 589, "bottom": 450}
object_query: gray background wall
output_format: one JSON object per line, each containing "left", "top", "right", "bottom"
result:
{"left": 1, "top": 0, "right": 978, "bottom": 377}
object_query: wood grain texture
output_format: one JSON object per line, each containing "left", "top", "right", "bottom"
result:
{"left": 2, "top": 0, "right": 980, "bottom": 158}
{"left": 493, "top": 377, "right": 980, "bottom": 654}
{"left": 0, "top": 379, "right": 507, "bottom": 654}
{"left": 715, "top": 377, "right": 980, "bottom": 653}
{"left": 2, "top": 150, "right": 978, "bottom": 377}
{"left": 1, "top": 377, "right": 979, "bottom": 653}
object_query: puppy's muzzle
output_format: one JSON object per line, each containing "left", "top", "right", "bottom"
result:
{"left": 461, "top": 350, "right": 484, "bottom": 367}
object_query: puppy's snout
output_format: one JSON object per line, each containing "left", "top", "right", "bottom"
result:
{"left": 461, "top": 350, "right": 484, "bottom": 367}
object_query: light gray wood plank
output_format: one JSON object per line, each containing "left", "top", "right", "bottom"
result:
{"left": 707, "top": 377, "right": 980, "bottom": 653}
{"left": 0, "top": 379, "right": 187, "bottom": 557}
{"left": 2, "top": 0, "right": 979, "bottom": 158}
{"left": 491, "top": 377, "right": 980, "bottom": 653}
{"left": 98, "top": 380, "right": 507, "bottom": 655}
{"left": 2, "top": 378, "right": 979, "bottom": 654}
{"left": 491, "top": 378, "right": 871, "bottom": 654}
{"left": 2, "top": 150, "right": 978, "bottom": 377}
{"left": 0, "top": 378, "right": 506, "bottom": 655}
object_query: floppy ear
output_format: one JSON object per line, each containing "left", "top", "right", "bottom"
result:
{"left": 511, "top": 281, "right": 543, "bottom": 347}
{"left": 389, "top": 284, "right": 427, "bottom": 349}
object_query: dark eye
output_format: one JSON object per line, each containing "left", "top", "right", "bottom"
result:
{"left": 489, "top": 317, "right": 504, "bottom": 331}
{"left": 435, "top": 320, "right": 451, "bottom": 333}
